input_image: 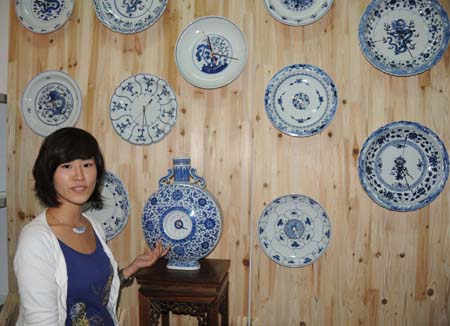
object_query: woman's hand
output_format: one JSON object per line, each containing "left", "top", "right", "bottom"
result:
{"left": 122, "top": 240, "right": 170, "bottom": 279}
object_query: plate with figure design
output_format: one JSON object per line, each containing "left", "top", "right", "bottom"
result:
{"left": 264, "top": 0, "right": 333, "bottom": 26}
{"left": 93, "top": 0, "right": 167, "bottom": 34}
{"left": 84, "top": 171, "right": 130, "bottom": 241}
{"left": 15, "top": 0, "right": 75, "bottom": 34}
{"left": 358, "top": 0, "right": 449, "bottom": 76}
{"left": 175, "top": 16, "right": 248, "bottom": 89}
{"left": 264, "top": 64, "right": 338, "bottom": 137}
{"left": 21, "top": 71, "right": 82, "bottom": 136}
{"left": 110, "top": 73, "right": 177, "bottom": 145}
{"left": 358, "top": 121, "right": 449, "bottom": 211}
{"left": 258, "top": 194, "right": 331, "bottom": 268}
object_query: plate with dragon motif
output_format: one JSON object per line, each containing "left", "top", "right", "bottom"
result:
{"left": 21, "top": 71, "right": 82, "bottom": 136}
{"left": 110, "top": 73, "right": 177, "bottom": 145}
{"left": 84, "top": 171, "right": 130, "bottom": 241}
{"left": 358, "top": 121, "right": 449, "bottom": 211}
{"left": 264, "top": 64, "right": 338, "bottom": 137}
{"left": 358, "top": 0, "right": 450, "bottom": 76}
{"left": 175, "top": 16, "right": 248, "bottom": 89}
{"left": 258, "top": 194, "right": 331, "bottom": 268}
{"left": 264, "top": 0, "right": 333, "bottom": 26}
{"left": 15, "top": 0, "right": 74, "bottom": 34}
{"left": 93, "top": 0, "right": 167, "bottom": 34}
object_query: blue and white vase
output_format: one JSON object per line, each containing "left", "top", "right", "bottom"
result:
{"left": 142, "top": 158, "right": 223, "bottom": 270}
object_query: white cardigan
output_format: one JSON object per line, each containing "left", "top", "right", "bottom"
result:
{"left": 14, "top": 209, "right": 120, "bottom": 326}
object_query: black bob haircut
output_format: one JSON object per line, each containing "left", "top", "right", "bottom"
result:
{"left": 32, "top": 127, "right": 105, "bottom": 208}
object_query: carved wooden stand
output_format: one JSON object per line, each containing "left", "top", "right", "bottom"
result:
{"left": 136, "top": 259, "right": 230, "bottom": 326}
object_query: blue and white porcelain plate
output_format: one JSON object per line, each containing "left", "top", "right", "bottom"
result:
{"left": 15, "top": 0, "right": 74, "bottom": 34}
{"left": 358, "top": 121, "right": 449, "bottom": 211}
{"left": 175, "top": 16, "right": 248, "bottom": 89}
{"left": 264, "top": 0, "right": 333, "bottom": 26}
{"left": 142, "top": 183, "right": 222, "bottom": 269}
{"left": 258, "top": 194, "right": 331, "bottom": 268}
{"left": 110, "top": 73, "right": 177, "bottom": 145}
{"left": 265, "top": 64, "right": 338, "bottom": 137}
{"left": 21, "top": 71, "right": 82, "bottom": 136}
{"left": 358, "top": 0, "right": 450, "bottom": 76}
{"left": 84, "top": 171, "right": 130, "bottom": 241}
{"left": 93, "top": 0, "right": 167, "bottom": 34}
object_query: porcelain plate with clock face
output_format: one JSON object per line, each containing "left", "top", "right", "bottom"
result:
{"left": 83, "top": 171, "right": 130, "bottom": 241}
{"left": 175, "top": 16, "right": 248, "bottom": 89}
{"left": 358, "top": 121, "right": 449, "bottom": 211}
{"left": 16, "top": 0, "right": 75, "bottom": 34}
{"left": 358, "top": 0, "right": 449, "bottom": 76}
{"left": 258, "top": 194, "right": 331, "bottom": 268}
{"left": 110, "top": 73, "right": 177, "bottom": 145}
{"left": 93, "top": 0, "right": 168, "bottom": 34}
{"left": 265, "top": 64, "right": 338, "bottom": 137}
{"left": 264, "top": 0, "right": 334, "bottom": 26}
{"left": 21, "top": 70, "right": 82, "bottom": 136}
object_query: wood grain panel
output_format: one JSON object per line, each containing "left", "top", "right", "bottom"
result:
{"left": 7, "top": 0, "right": 450, "bottom": 325}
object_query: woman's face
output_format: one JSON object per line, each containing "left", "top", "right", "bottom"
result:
{"left": 52, "top": 158, "right": 97, "bottom": 207}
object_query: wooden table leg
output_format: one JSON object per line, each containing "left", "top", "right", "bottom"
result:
{"left": 161, "top": 312, "right": 169, "bottom": 326}
{"left": 206, "top": 300, "right": 219, "bottom": 326}
{"left": 220, "top": 283, "right": 229, "bottom": 326}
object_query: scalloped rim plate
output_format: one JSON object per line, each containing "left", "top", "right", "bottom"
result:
{"left": 358, "top": 0, "right": 450, "bottom": 76}
{"left": 16, "top": 0, "right": 75, "bottom": 34}
{"left": 109, "top": 73, "right": 178, "bottom": 145}
{"left": 93, "top": 0, "right": 167, "bottom": 34}
{"left": 358, "top": 121, "right": 449, "bottom": 211}
{"left": 258, "top": 194, "right": 331, "bottom": 268}
{"left": 21, "top": 70, "right": 82, "bottom": 136}
{"left": 264, "top": 0, "right": 333, "bottom": 26}
{"left": 264, "top": 64, "right": 338, "bottom": 137}
{"left": 84, "top": 171, "right": 130, "bottom": 241}
{"left": 175, "top": 16, "right": 248, "bottom": 89}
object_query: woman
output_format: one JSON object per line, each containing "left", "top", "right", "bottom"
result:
{"left": 14, "top": 127, "right": 169, "bottom": 325}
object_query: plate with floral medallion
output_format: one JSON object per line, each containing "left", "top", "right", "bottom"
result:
{"left": 93, "top": 0, "right": 168, "bottom": 34}
{"left": 21, "top": 70, "right": 82, "bottom": 136}
{"left": 258, "top": 194, "right": 331, "bottom": 268}
{"left": 358, "top": 0, "right": 450, "bottom": 76}
{"left": 264, "top": 0, "right": 333, "bottom": 26}
{"left": 358, "top": 121, "right": 449, "bottom": 211}
{"left": 15, "top": 0, "right": 75, "bottom": 34}
{"left": 264, "top": 64, "right": 338, "bottom": 137}
{"left": 84, "top": 171, "right": 130, "bottom": 241}
{"left": 175, "top": 16, "right": 248, "bottom": 89}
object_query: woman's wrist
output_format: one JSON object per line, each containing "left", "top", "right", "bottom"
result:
{"left": 118, "top": 267, "right": 135, "bottom": 287}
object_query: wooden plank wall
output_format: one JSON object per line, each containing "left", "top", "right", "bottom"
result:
{"left": 6, "top": 0, "right": 450, "bottom": 325}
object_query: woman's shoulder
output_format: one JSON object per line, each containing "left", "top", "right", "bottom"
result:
{"left": 17, "top": 211, "right": 55, "bottom": 249}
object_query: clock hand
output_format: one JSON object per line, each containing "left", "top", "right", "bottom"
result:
{"left": 401, "top": 169, "right": 412, "bottom": 192}
{"left": 141, "top": 105, "right": 147, "bottom": 127}
{"left": 201, "top": 31, "right": 217, "bottom": 63}
{"left": 214, "top": 52, "right": 238, "bottom": 61}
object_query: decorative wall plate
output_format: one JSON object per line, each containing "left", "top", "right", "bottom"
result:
{"left": 175, "top": 16, "right": 248, "bottom": 89}
{"left": 110, "top": 73, "right": 177, "bottom": 145}
{"left": 21, "top": 71, "right": 82, "bottom": 136}
{"left": 142, "top": 158, "right": 222, "bottom": 270}
{"left": 264, "top": 64, "right": 338, "bottom": 137}
{"left": 358, "top": 121, "right": 449, "bottom": 211}
{"left": 264, "top": 0, "right": 333, "bottom": 26}
{"left": 93, "top": 0, "right": 167, "bottom": 34}
{"left": 258, "top": 194, "right": 331, "bottom": 268}
{"left": 84, "top": 171, "right": 130, "bottom": 241}
{"left": 358, "top": 0, "right": 450, "bottom": 76}
{"left": 15, "top": 0, "right": 75, "bottom": 34}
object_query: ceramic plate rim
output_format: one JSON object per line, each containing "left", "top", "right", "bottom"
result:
{"left": 358, "top": 120, "right": 449, "bottom": 211}
{"left": 93, "top": 0, "right": 168, "bottom": 34}
{"left": 109, "top": 73, "right": 178, "bottom": 145}
{"left": 174, "top": 15, "right": 248, "bottom": 89}
{"left": 358, "top": 0, "right": 450, "bottom": 76}
{"left": 263, "top": 0, "right": 334, "bottom": 26}
{"left": 264, "top": 63, "right": 338, "bottom": 137}
{"left": 258, "top": 193, "right": 332, "bottom": 268}
{"left": 21, "top": 70, "right": 82, "bottom": 137}
{"left": 15, "top": 0, "right": 75, "bottom": 34}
